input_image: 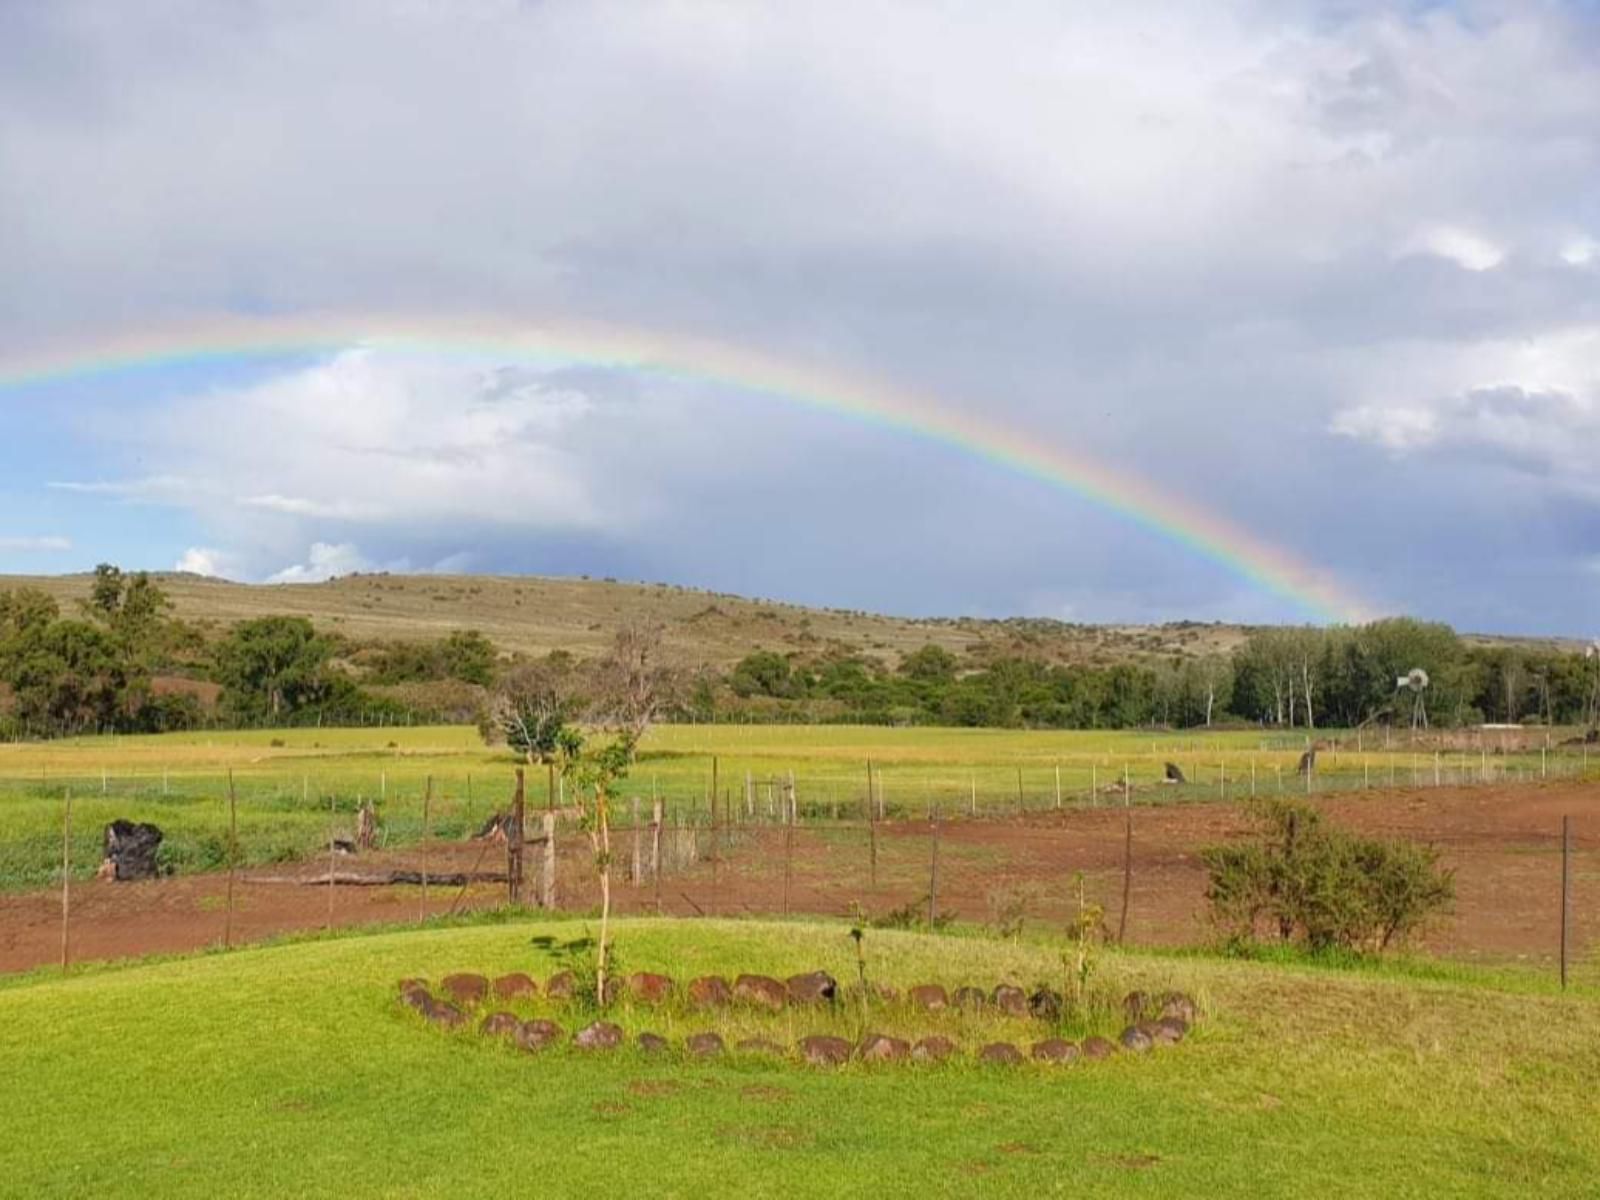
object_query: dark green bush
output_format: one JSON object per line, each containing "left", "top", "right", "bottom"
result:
{"left": 1203, "top": 799, "right": 1453, "bottom": 954}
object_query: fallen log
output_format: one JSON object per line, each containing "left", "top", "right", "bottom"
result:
{"left": 247, "top": 869, "right": 509, "bottom": 888}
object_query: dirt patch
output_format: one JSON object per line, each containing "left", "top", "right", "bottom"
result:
{"left": 627, "top": 1079, "right": 684, "bottom": 1099}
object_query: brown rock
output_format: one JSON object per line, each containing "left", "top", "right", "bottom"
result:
{"left": 637, "top": 1032, "right": 670, "bottom": 1054}
{"left": 686, "top": 975, "right": 732, "bottom": 1008}
{"left": 686, "top": 1031, "right": 726, "bottom": 1058}
{"left": 912, "top": 1035, "right": 957, "bottom": 1063}
{"left": 785, "top": 971, "right": 838, "bottom": 1004}
{"left": 514, "top": 1019, "right": 564, "bottom": 1052}
{"left": 1154, "top": 1016, "right": 1189, "bottom": 1043}
{"left": 1119, "top": 1025, "right": 1154, "bottom": 1053}
{"left": 953, "top": 986, "right": 988, "bottom": 1010}
{"left": 545, "top": 971, "right": 576, "bottom": 1000}
{"left": 1029, "top": 988, "right": 1062, "bottom": 1021}
{"left": 979, "top": 1042, "right": 1023, "bottom": 1065}
{"left": 1031, "top": 1038, "right": 1079, "bottom": 1063}
{"left": 440, "top": 973, "right": 489, "bottom": 1007}
{"left": 480, "top": 1011, "right": 521, "bottom": 1039}
{"left": 799, "top": 1035, "right": 852, "bottom": 1066}
{"left": 907, "top": 984, "right": 949, "bottom": 1011}
{"left": 733, "top": 974, "right": 788, "bottom": 1011}
{"left": 574, "top": 1021, "right": 625, "bottom": 1050}
{"left": 1123, "top": 990, "right": 1151, "bottom": 1021}
{"left": 1158, "top": 992, "right": 1197, "bottom": 1024}
{"left": 627, "top": 972, "right": 674, "bottom": 1004}
{"left": 397, "top": 977, "right": 427, "bottom": 994}
{"left": 992, "top": 984, "right": 1028, "bottom": 1017}
{"left": 1080, "top": 1036, "right": 1116, "bottom": 1060}
{"left": 398, "top": 985, "right": 433, "bottom": 1014}
{"left": 737, "top": 1037, "right": 785, "bottom": 1057}
{"left": 492, "top": 973, "right": 538, "bottom": 1001}
{"left": 858, "top": 1033, "right": 910, "bottom": 1063}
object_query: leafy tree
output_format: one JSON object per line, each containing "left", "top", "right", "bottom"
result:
{"left": 485, "top": 653, "right": 584, "bottom": 764}
{"left": 215, "top": 617, "right": 335, "bottom": 721}
{"left": 899, "top": 644, "right": 958, "bottom": 683}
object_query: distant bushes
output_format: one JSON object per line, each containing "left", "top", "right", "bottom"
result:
{"left": 1202, "top": 799, "right": 1454, "bottom": 954}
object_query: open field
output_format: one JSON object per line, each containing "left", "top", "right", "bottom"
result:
{"left": 0, "top": 724, "right": 1589, "bottom": 891}
{"left": 2, "top": 917, "right": 1597, "bottom": 1197}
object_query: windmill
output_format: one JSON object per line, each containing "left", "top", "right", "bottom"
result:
{"left": 1397, "top": 667, "right": 1430, "bottom": 731}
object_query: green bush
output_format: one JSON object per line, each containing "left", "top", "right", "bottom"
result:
{"left": 1202, "top": 799, "right": 1454, "bottom": 954}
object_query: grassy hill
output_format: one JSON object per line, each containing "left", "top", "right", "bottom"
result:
{"left": 0, "top": 571, "right": 1291, "bottom": 668}
{"left": 2, "top": 917, "right": 1595, "bottom": 1197}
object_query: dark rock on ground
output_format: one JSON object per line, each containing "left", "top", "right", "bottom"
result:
{"left": 953, "top": 986, "right": 988, "bottom": 1010}
{"left": 1029, "top": 988, "right": 1062, "bottom": 1021}
{"left": 440, "top": 974, "right": 489, "bottom": 1006}
{"left": 992, "top": 985, "right": 1028, "bottom": 1017}
{"left": 979, "top": 1042, "right": 1024, "bottom": 1065}
{"left": 858, "top": 1033, "right": 910, "bottom": 1063}
{"left": 492, "top": 973, "right": 538, "bottom": 1001}
{"left": 1031, "top": 1038, "right": 1079, "bottom": 1063}
{"left": 627, "top": 972, "right": 674, "bottom": 1003}
{"left": 637, "top": 1032, "right": 670, "bottom": 1054}
{"left": 1154, "top": 1016, "right": 1189, "bottom": 1042}
{"left": 480, "top": 1011, "right": 521, "bottom": 1038}
{"left": 515, "top": 1019, "right": 564, "bottom": 1051}
{"left": 1080, "top": 1036, "right": 1116, "bottom": 1060}
{"left": 686, "top": 976, "right": 731, "bottom": 1008}
{"left": 397, "top": 977, "right": 427, "bottom": 994}
{"left": 398, "top": 983, "right": 433, "bottom": 1013}
{"left": 101, "top": 820, "right": 164, "bottom": 882}
{"left": 908, "top": 984, "right": 949, "bottom": 1011}
{"left": 574, "top": 1021, "right": 625, "bottom": 1050}
{"left": 544, "top": 971, "right": 576, "bottom": 1000}
{"left": 799, "top": 1035, "right": 852, "bottom": 1065}
{"left": 686, "top": 1032, "right": 726, "bottom": 1058}
{"left": 786, "top": 971, "right": 838, "bottom": 1004}
{"left": 912, "top": 1036, "right": 957, "bottom": 1063}
{"left": 1119, "top": 1025, "right": 1154, "bottom": 1053}
{"left": 734, "top": 974, "right": 787, "bottom": 1011}
{"left": 427, "top": 1001, "right": 466, "bottom": 1030}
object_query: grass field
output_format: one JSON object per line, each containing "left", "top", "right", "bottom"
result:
{"left": 0, "top": 724, "right": 1590, "bottom": 890}
{"left": 1, "top": 916, "right": 1596, "bottom": 1197}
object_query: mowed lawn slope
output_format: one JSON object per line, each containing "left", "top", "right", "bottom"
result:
{"left": 2, "top": 919, "right": 1597, "bottom": 1198}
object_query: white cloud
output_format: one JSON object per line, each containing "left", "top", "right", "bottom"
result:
{"left": 0, "top": 535, "right": 71, "bottom": 552}
{"left": 266, "top": 542, "right": 373, "bottom": 585}
{"left": 1329, "top": 405, "right": 1440, "bottom": 452}
{"left": 1399, "top": 225, "right": 1505, "bottom": 272}
{"left": 1560, "top": 237, "right": 1598, "bottom": 266}
{"left": 174, "top": 546, "right": 241, "bottom": 578}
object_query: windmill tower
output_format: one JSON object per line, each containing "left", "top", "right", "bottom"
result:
{"left": 1397, "top": 668, "right": 1430, "bottom": 731}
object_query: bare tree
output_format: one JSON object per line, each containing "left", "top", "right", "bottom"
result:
{"left": 482, "top": 652, "right": 584, "bottom": 764}
{"left": 594, "top": 621, "right": 677, "bottom": 750}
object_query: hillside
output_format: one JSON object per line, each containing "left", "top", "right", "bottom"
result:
{"left": 0, "top": 571, "right": 1269, "bottom": 667}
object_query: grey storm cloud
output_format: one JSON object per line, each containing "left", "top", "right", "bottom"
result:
{"left": 2, "top": 1, "right": 1598, "bottom": 631}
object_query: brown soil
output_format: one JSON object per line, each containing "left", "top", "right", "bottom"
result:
{"left": 2, "top": 780, "right": 1595, "bottom": 976}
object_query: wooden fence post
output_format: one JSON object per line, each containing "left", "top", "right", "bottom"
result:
{"left": 225, "top": 771, "right": 238, "bottom": 949}
{"left": 1016, "top": 767, "right": 1025, "bottom": 816}
{"left": 927, "top": 805, "right": 940, "bottom": 928}
{"left": 60, "top": 789, "right": 72, "bottom": 972}
{"left": 866, "top": 760, "right": 878, "bottom": 887}
{"left": 326, "top": 791, "right": 336, "bottom": 930}
{"left": 631, "top": 796, "right": 642, "bottom": 886}
{"left": 651, "top": 794, "right": 663, "bottom": 913}
{"left": 1560, "top": 815, "right": 1572, "bottom": 990}
{"left": 542, "top": 811, "right": 557, "bottom": 910}
{"left": 508, "top": 768, "right": 526, "bottom": 906}
{"left": 1054, "top": 762, "right": 1062, "bottom": 809}
{"left": 419, "top": 777, "right": 431, "bottom": 923}
{"left": 1117, "top": 765, "right": 1132, "bottom": 944}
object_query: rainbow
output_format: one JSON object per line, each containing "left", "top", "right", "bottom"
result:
{"left": 0, "top": 312, "right": 1367, "bottom": 622}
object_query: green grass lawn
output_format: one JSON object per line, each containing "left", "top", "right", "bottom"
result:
{"left": 1, "top": 917, "right": 1596, "bottom": 1197}
{"left": 0, "top": 724, "right": 1587, "bottom": 889}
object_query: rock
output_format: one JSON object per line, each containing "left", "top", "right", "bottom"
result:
{"left": 907, "top": 984, "right": 949, "bottom": 1011}
{"left": 1148, "top": 1018, "right": 1186, "bottom": 1045}
{"left": 427, "top": 1001, "right": 466, "bottom": 1030}
{"left": 545, "top": 971, "right": 576, "bottom": 1000}
{"left": 1123, "top": 990, "right": 1151, "bottom": 1021}
{"left": 397, "top": 977, "right": 427, "bottom": 994}
{"left": 515, "top": 1019, "right": 564, "bottom": 1052}
{"left": 637, "top": 1032, "right": 670, "bottom": 1055}
{"left": 686, "top": 1032, "right": 726, "bottom": 1058}
{"left": 1119, "top": 1025, "right": 1153, "bottom": 1053}
{"left": 686, "top": 975, "right": 731, "bottom": 1008}
{"left": 100, "top": 820, "right": 164, "bottom": 881}
{"left": 440, "top": 974, "right": 489, "bottom": 1007}
{"left": 798, "top": 1035, "right": 853, "bottom": 1066}
{"left": 492, "top": 973, "right": 538, "bottom": 1001}
{"left": 858, "top": 1033, "right": 910, "bottom": 1063}
{"left": 1031, "top": 1038, "right": 1079, "bottom": 1063}
{"left": 1029, "top": 988, "right": 1063, "bottom": 1021}
{"left": 480, "top": 1011, "right": 521, "bottom": 1038}
{"left": 1163, "top": 761, "right": 1187, "bottom": 784}
{"left": 1080, "top": 1036, "right": 1116, "bottom": 1060}
{"left": 574, "top": 1021, "right": 625, "bottom": 1050}
{"left": 992, "top": 984, "right": 1028, "bottom": 1017}
{"left": 979, "top": 1042, "right": 1024, "bottom": 1065}
{"left": 398, "top": 984, "right": 433, "bottom": 1014}
{"left": 1158, "top": 992, "right": 1197, "bottom": 1024}
{"left": 785, "top": 971, "right": 838, "bottom": 1004}
{"left": 953, "top": 986, "right": 988, "bottom": 1011}
{"left": 733, "top": 974, "right": 788, "bottom": 1011}
{"left": 912, "top": 1036, "right": 957, "bottom": 1063}
{"left": 737, "top": 1037, "right": 785, "bottom": 1057}
{"left": 627, "top": 972, "right": 674, "bottom": 1004}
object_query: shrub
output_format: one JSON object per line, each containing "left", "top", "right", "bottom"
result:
{"left": 1202, "top": 799, "right": 1454, "bottom": 954}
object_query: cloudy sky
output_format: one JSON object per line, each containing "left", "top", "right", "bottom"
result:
{"left": 1, "top": 1, "right": 1597, "bottom": 633}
